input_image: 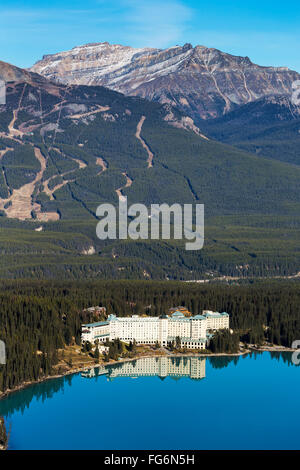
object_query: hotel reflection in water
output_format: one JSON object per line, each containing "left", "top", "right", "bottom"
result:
{"left": 81, "top": 356, "right": 206, "bottom": 381}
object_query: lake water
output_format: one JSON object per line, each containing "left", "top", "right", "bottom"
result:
{"left": 1, "top": 352, "right": 299, "bottom": 450}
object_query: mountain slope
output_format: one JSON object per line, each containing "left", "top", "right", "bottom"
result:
{"left": 31, "top": 42, "right": 300, "bottom": 120}
{"left": 0, "top": 60, "right": 58, "bottom": 94}
{"left": 1, "top": 71, "right": 300, "bottom": 221}
{"left": 0, "top": 60, "right": 39, "bottom": 84}
{"left": 1, "top": 60, "right": 300, "bottom": 280}
{"left": 200, "top": 95, "right": 300, "bottom": 165}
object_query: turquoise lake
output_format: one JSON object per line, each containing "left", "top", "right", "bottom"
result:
{"left": 0, "top": 352, "right": 299, "bottom": 450}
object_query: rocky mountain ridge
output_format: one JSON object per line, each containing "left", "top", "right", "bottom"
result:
{"left": 31, "top": 42, "right": 300, "bottom": 119}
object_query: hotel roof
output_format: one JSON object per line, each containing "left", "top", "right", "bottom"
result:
{"left": 203, "top": 311, "right": 229, "bottom": 318}
{"left": 107, "top": 314, "right": 117, "bottom": 321}
{"left": 171, "top": 311, "right": 185, "bottom": 317}
{"left": 82, "top": 321, "right": 109, "bottom": 328}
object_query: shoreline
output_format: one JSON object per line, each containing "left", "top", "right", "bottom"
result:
{"left": 0, "top": 345, "right": 295, "bottom": 402}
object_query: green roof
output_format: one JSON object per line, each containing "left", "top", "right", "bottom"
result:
{"left": 107, "top": 314, "right": 117, "bottom": 321}
{"left": 82, "top": 321, "right": 109, "bottom": 328}
{"left": 171, "top": 311, "right": 185, "bottom": 317}
{"left": 203, "top": 311, "right": 229, "bottom": 318}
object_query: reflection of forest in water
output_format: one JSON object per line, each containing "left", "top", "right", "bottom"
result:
{"left": 209, "top": 351, "right": 296, "bottom": 369}
{"left": 0, "top": 374, "right": 75, "bottom": 418}
{"left": 0, "top": 352, "right": 296, "bottom": 418}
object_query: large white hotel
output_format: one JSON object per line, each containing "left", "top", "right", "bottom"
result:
{"left": 81, "top": 308, "right": 229, "bottom": 349}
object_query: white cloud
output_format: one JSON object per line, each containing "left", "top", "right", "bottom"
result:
{"left": 121, "top": 0, "right": 193, "bottom": 48}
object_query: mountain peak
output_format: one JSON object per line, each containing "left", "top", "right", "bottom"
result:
{"left": 30, "top": 42, "right": 300, "bottom": 119}
{"left": 0, "top": 59, "right": 37, "bottom": 84}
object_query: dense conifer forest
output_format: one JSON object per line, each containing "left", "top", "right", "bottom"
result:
{"left": 0, "top": 280, "right": 299, "bottom": 394}
{"left": 0, "top": 81, "right": 300, "bottom": 280}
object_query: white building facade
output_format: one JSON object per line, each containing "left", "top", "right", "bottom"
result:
{"left": 81, "top": 309, "right": 229, "bottom": 349}
{"left": 202, "top": 311, "right": 230, "bottom": 330}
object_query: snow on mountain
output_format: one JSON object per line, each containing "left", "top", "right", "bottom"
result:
{"left": 31, "top": 42, "right": 300, "bottom": 120}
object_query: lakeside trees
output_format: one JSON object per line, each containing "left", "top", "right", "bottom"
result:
{"left": 209, "top": 330, "right": 240, "bottom": 354}
{"left": 0, "top": 417, "right": 8, "bottom": 450}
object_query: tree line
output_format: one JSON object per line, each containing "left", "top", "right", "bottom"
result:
{"left": 0, "top": 279, "right": 300, "bottom": 394}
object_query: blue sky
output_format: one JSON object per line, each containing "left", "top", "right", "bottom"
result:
{"left": 1, "top": 0, "right": 300, "bottom": 71}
